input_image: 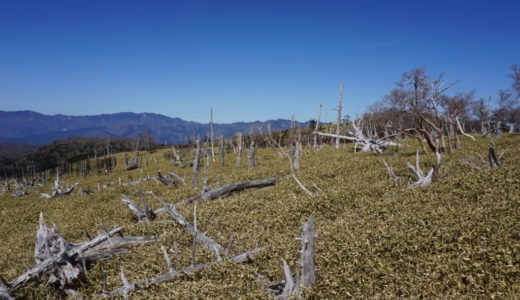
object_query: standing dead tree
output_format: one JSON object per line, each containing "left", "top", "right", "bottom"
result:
{"left": 460, "top": 144, "right": 508, "bottom": 171}
{"left": 335, "top": 81, "right": 344, "bottom": 149}
{"left": 235, "top": 133, "right": 243, "bottom": 166}
{"left": 219, "top": 135, "right": 225, "bottom": 167}
{"left": 248, "top": 140, "right": 257, "bottom": 168}
{"left": 209, "top": 107, "right": 215, "bottom": 159}
{"left": 268, "top": 215, "right": 317, "bottom": 299}
{"left": 192, "top": 138, "right": 201, "bottom": 187}
{"left": 313, "top": 104, "right": 323, "bottom": 150}
{"left": 171, "top": 146, "right": 182, "bottom": 166}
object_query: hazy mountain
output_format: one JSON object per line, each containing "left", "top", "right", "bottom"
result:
{"left": 0, "top": 110, "right": 307, "bottom": 145}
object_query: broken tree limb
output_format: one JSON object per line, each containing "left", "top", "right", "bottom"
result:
{"left": 381, "top": 157, "right": 400, "bottom": 183}
{"left": 2, "top": 214, "right": 123, "bottom": 296}
{"left": 455, "top": 116, "right": 476, "bottom": 141}
{"left": 488, "top": 143, "right": 501, "bottom": 167}
{"left": 121, "top": 193, "right": 156, "bottom": 222}
{"left": 150, "top": 193, "right": 224, "bottom": 256}
{"left": 121, "top": 176, "right": 154, "bottom": 186}
{"left": 313, "top": 122, "right": 402, "bottom": 153}
{"left": 406, "top": 149, "right": 441, "bottom": 187}
{"left": 101, "top": 247, "right": 262, "bottom": 297}
{"left": 40, "top": 173, "right": 79, "bottom": 199}
{"left": 174, "top": 177, "right": 279, "bottom": 206}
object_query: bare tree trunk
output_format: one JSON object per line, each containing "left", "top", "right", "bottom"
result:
{"left": 192, "top": 139, "right": 200, "bottom": 187}
{"left": 313, "top": 104, "right": 322, "bottom": 149}
{"left": 236, "top": 133, "right": 243, "bottom": 167}
{"left": 335, "top": 81, "right": 344, "bottom": 149}
{"left": 209, "top": 107, "right": 215, "bottom": 159}
{"left": 248, "top": 141, "right": 256, "bottom": 168}
{"left": 219, "top": 135, "right": 225, "bottom": 167}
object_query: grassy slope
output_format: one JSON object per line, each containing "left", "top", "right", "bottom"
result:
{"left": 0, "top": 134, "right": 519, "bottom": 299}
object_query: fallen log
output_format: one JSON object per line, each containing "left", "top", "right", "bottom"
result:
{"left": 150, "top": 193, "right": 224, "bottom": 256}
{"left": 1, "top": 213, "right": 123, "bottom": 296}
{"left": 40, "top": 174, "right": 79, "bottom": 199}
{"left": 0, "top": 213, "right": 156, "bottom": 298}
{"left": 102, "top": 247, "right": 262, "bottom": 297}
{"left": 173, "top": 177, "right": 279, "bottom": 207}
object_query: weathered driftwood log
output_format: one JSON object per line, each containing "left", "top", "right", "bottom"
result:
{"left": 274, "top": 215, "right": 317, "bottom": 299}
{"left": 173, "top": 177, "right": 279, "bottom": 206}
{"left": 0, "top": 213, "right": 124, "bottom": 297}
{"left": 101, "top": 247, "right": 262, "bottom": 297}
{"left": 407, "top": 150, "right": 441, "bottom": 187}
{"left": 150, "top": 193, "right": 224, "bottom": 256}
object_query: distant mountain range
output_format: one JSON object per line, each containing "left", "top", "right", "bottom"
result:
{"left": 0, "top": 110, "right": 307, "bottom": 145}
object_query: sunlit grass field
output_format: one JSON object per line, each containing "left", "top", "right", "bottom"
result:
{"left": 1, "top": 134, "right": 519, "bottom": 298}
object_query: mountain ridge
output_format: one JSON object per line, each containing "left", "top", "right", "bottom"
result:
{"left": 0, "top": 110, "right": 308, "bottom": 145}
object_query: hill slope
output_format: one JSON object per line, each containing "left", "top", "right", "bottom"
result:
{"left": 1, "top": 134, "right": 519, "bottom": 298}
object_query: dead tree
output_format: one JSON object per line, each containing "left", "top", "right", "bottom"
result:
{"left": 335, "top": 81, "right": 344, "bottom": 149}
{"left": 455, "top": 116, "right": 476, "bottom": 141}
{"left": 171, "top": 146, "right": 182, "bottom": 166}
{"left": 150, "top": 193, "right": 224, "bottom": 257}
{"left": 314, "top": 119, "right": 401, "bottom": 153}
{"left": 313, "top": 104, "right": 323, "bottom": 150}
{"left": 209, "top": 107, "right": 215, "bottom": 159}
{"left": 460, "top": 144, "right": 507, "bottom": 171}
{"left": 407, "top": 149, "right": 442, "bottom": 187}
{"left": 121, "top": 192, "right": 156, "bottom": 222}
{"left": 173, "top": 177, "right": 279, "bottom": 206}
{"left": 102, "top": 246, "right": 261, "bottom": 298}
{"left": 219, "top": 135, "right": 225, "bottom": 167}
{"left": 192, "top": 138, "right": 201, "bottom": 187}
{"left": 248, "top": 141, "right": 257, "bottom": 168}
{"left": 40, "top": 173, "right": 78, "bottom": 199}
{"left": 271, "top": 215, "right": 317, "bottom": 299}
{"left": 156, "top": 170, "right": 185, "bottom": 186}
{"left": 236, "top": 133, "right": 243, "bottom": 166}
{"left": 0, "top": 213, "right": 155, "bottom": 298}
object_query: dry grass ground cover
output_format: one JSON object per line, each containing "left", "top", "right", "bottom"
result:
{"left": 1, "top": 134, "right": 519, "bottom": 298}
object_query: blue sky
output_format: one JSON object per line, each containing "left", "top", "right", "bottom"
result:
{"left": 0, "top": 0, "right": 519, "bottom": 123}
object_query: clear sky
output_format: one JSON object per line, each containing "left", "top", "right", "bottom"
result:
{"left": 1, "top": 0, "right": 519, "bottom": 123}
